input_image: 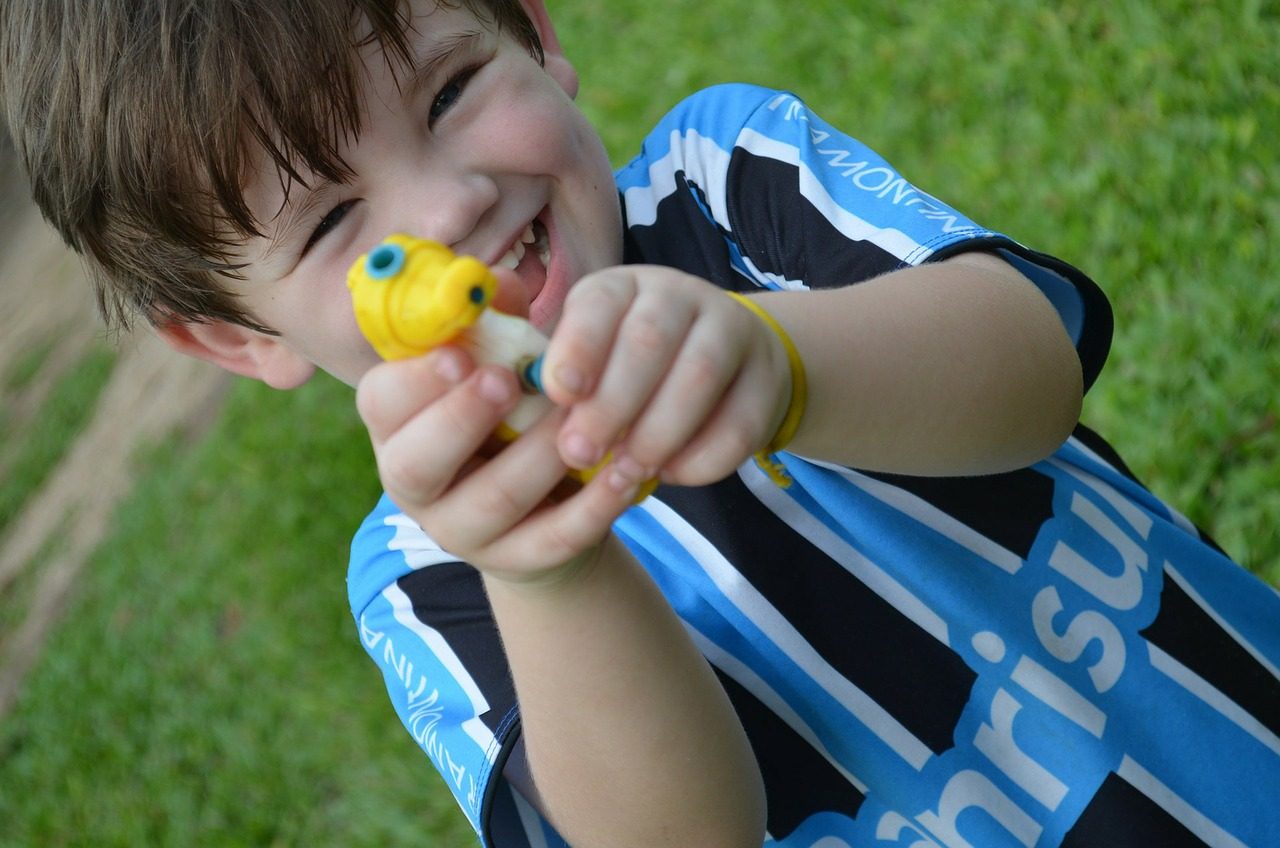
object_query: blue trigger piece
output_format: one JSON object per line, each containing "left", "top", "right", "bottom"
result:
{"left": 366, "top": 243, "right": 406, "bottom": 279}
{"left": 521, "top": 355, "right": 546, "bottom": 394}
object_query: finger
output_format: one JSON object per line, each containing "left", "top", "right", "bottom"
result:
{"left": 420, "top": 404, "right": 575, "bottom": 554}
{"left": 538, "top": 268, "right": 636, "bottom": 403}
{"left": 374, "top": 364, "right": 522, "bottom": 509}
{"left": 608, "top": 298, "right": 745, "bottom": 473}
{"left": 661, "top": 346, "right": 789, "bottom": 486}
{"left": 356, "top": 348, "right": 473, "bottom": 446}
{"left": 556, "top": 286, "right": 698, "bottom": 469}
{"left": 470, "top": 458, "right": 645, "bottom": 573}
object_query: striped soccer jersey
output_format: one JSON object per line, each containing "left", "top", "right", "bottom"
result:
{"left": 347, "top": 85, "right": 1279, "bottom": 847}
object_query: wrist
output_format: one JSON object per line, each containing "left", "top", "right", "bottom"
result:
{"left": 725, "top": 291, "right": 807, "bottom": 454}
{"left": 479, "top": 538, "right": 611, "bottom": 599}
{"left": 724, "top": 291, "right": 807, "bottom": 488}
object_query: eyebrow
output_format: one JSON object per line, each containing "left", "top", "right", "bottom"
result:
{"left": 404, "top": 28, "right": 488, "bottom": 100}
{"left": 260, "top": 178, "right": 331, "bottom": 263}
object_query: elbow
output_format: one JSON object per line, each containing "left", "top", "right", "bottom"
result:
{"left": 1050, "top": 364, "right": 1085, "bottom": 450}
{"left": 1003, "top": 346, "right": 1084, "bottom": 470}
{"left": 962, "top": 337, "right": 1083, "bottom": 475}
{"left": 1037, "top": 335, "right": 1085, "bottom": 457}
{"left": 1022, "top": 391, "right": 1081, "bottom": 468}
{"left": 989, "top": 253, "right": 1087, "bottom": 469}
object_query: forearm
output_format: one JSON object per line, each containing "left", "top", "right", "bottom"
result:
{"left": 759, "top": 253, "right": 1083, "bottom": 476}
{"left": 482, "top": 536, "right": 766, "bottom": 847}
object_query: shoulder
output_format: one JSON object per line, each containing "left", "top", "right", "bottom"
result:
{"left": 618, "top": 84, "right": 798, "bottom": 174}
{"left": 615, "top": 83, "right": 821, "bottom": 218}
{"left": 347, "top": 493, "right": 457, "bottom": 615}
{"left": 664, "top": 82, "right": 793, "bottom": 122}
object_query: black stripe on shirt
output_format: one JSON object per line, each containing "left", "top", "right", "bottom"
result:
{"left": 726, "top": 150, "right": 904, "bottom": 288}
{"left": 1141, "top": 565, "right": 1280, "bottom": 738}
{"left": 715, "top": 667, "right": 865, "bottom": 839}
{"left": 1061, "top": 771, "right": 1206, "bottom": 847}
{"left": 621, "top": 173, "right": 739, "bottom": 289}
{"left": 663, "top": 475, "right": 976, "bottom": 757}
{"left": 396, "top": 561, "right": 517, "bottom": 738}
{"left": 862, "top": 466, "right": 1057, "bottom": 561}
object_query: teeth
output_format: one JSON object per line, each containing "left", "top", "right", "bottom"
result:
{"left": 531, "top": 220, "right": 550, "bottom": 267}
{"left": 498, "top": 221, "right": 548, "bottom": 271}
{"left": 497, "top": 239, "right": 525, "bottom": 270}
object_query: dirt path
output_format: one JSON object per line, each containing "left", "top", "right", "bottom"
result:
{"left": 0, "top": 155, "right": 231, "bottom": 718}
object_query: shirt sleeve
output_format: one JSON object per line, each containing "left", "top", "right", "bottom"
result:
{"left": 617, "top": 83, "right": 1113, "bottom": 392}
{"left": 347, "top": 495, "right": 534, "bottom": 846}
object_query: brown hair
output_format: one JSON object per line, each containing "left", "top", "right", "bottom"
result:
{"left": 1, "top": 0, "right": 543, "bottom": 333}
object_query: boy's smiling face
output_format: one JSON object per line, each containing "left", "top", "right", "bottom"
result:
{"left": 215, "top": 0, "right": 621, "bottom": 388}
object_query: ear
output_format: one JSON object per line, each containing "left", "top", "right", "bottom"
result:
{"left": 518, "top": 0, "right": 579, "bottom": 98}
{"left": 157, "top": 318, "right": 317, "bottom": 390}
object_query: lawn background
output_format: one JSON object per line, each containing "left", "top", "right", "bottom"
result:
{"left": 1, "top": 1, "right": 1276, "bottom": 845}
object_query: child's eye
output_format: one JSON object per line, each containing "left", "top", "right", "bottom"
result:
{"left": 429, "top": 66, "right": 480, "bottom": 126}
{"left": 302, "top": 199, "right": 355, "bottom": 255}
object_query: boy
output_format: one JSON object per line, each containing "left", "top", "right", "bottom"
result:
{"left": 4, "top": 0, "right": 1276, "bottom": 845}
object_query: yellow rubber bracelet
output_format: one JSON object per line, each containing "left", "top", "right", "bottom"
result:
{"left": 725, "top": 290, "right": 807, "bottom": 454}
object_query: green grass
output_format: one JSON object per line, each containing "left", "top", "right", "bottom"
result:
{"left": 1, "top": 0, "right": 1277, "bottom": 844}
{"left": 3, "top": 337, "right": 58, "bottom": 394}
{"left": 0, "top": 375, "right": 475, "bottom": 847}
{"left": 0, "top": 344, "right": 116, "bottom": 536}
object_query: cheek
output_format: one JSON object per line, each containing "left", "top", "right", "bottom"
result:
{"left": 486, "top": 82, "right": 597, "bottom": 169}
{"left": 308, "top": 322, "right": 384, "bottom": 387}
{"left": 327, "top": 297, "right": 387, "bottom": 380}
{"left": 278, "top": 274, "right": 382, "bottom": 384}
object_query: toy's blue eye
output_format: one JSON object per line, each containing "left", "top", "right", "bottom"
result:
{"left": 366, "top": 244, "right": 405, "bottom": 279}
{"left": 468, "top": 285, "right": 485, "bottom": 304}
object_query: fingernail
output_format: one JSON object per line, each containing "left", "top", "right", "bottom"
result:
{"left": 562, "top": 431, "right": 601, "bottom": 467}
{"left": 477, "top": 371, "right": 512, "bottom": 404}
{"left": 610, "top": 454, "right": 648, "bottom": 483}
{"left": 554, "top": 363, "right": 585, "bottom": 396}
{"left": 433, "top": 351, "right": 464, "bottom": 382}
{"left": 607, "top": 467, "right": 642, "bottom": 498}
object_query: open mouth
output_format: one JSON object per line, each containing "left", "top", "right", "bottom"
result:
{"left": 496, "top": 218, "right": 550, "bottom": 272}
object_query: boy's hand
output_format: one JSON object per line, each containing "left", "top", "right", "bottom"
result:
{"left": 356, "top": 348, "right": 644, "bottom": 584}
{"left": 540, "top": 265, "right": 792, "bottom": 487}
{"left": 356, "top": 265, "right": 790, "bottom": 581}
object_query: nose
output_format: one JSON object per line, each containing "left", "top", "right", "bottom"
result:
{"left": 387, "top": 162, "right": 500, "bottom": 250}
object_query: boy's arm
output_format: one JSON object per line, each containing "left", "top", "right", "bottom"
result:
{"left": 483, "top": 537, "right": 766, "bottom": 847}
{"left": 357, "top": 354, "right": 767, "bottom": 847}
{"left": 757, "top": 250, "right": 1084, "bottom": 476}
{"left": 542, "top": 251, "right": 1082, "bottom": 486}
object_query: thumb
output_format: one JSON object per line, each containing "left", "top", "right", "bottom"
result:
{"left": 489, "top": 267, "right": 532, "bottom": 319}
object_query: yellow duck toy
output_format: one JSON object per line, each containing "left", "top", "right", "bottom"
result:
{"left": 349, "top": 233, "right": 552, "bottom": 435}
{"left": 348, "top": 233, "right": 655, "bottom": 499}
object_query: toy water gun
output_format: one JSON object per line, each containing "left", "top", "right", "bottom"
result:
{"left": 348, "top": 233, "right": 655, "bottom": 499}
{"left": 349, "top": 233, "right": 552, "bottom": 436}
